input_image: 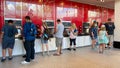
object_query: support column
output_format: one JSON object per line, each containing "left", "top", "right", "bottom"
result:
{"left": 114, "top": 0, "right": 120, "bottom": 41}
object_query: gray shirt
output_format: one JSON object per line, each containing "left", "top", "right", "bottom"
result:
{"left": 55, "top": 23, "right": 64, "bottom": 38}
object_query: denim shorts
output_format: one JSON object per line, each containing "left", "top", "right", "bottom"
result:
{"left": 41, "top": 38, "right": 48, "bottom": 44}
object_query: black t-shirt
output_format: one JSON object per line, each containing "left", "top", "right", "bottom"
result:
{"left": 105, "top": 22, "right": 115, "bottom": 35}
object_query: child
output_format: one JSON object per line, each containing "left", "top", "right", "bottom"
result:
{"left": 98, "top": 25, "right": 109, "bottom": 53}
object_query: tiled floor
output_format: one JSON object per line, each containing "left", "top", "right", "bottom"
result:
{"left": 0, "top": 47, "right": 120, "bottom": 68}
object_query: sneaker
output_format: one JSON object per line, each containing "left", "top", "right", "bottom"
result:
{"left": 8, "top": 57, "right": 13, "bottom": 60}
{"left": 1, "top": 58, "right": 6, "bottom": 62}
{"left": 67, "top": 48, "right": 71, "bottom": 51}
{"left": 21, "top": 61, "right": 30, "bottom": 64}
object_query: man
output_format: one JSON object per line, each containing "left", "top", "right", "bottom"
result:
{"left": 104, "top": 18, "right": 115, "bottom": 49}
{"left": 21, "top": 16, "right": 37, "bottom": 64}
{"left": 1, "top": 20, "right": 18, "bottom": 62}
{"left": 53, "top": 19, "right": 64, "bottom": 56}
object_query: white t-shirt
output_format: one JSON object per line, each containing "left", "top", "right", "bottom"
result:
{"left": 69, "top": 29, "right": 77, "bottom": 39}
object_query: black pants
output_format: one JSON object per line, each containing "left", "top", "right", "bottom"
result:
{"left": 70, "top": 38, "right": 76, "bottom": 46}
{"left": 24, "top": 40, "right": 35, "bottom": 62}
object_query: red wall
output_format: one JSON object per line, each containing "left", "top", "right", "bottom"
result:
{"left": 0, "top": 0, "right": 114, "bottom": 33}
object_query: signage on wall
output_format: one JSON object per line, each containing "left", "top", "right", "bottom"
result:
{"left": 57, "top": 7, "right": 78, "bottom": 18}
{"left": 5, "top": 1, "right": 16, "bottom": 18}
{"left": 88, "top": 10, "right": 100, "bottom": 17}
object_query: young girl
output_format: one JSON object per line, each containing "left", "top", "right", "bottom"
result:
{"left": 67, "top": 23, "right": 78, "bottom": 51}
{"left": 89, "top": 21, "right": 98, "bottom": 49}
{"left": 40, "top": 22, "right": 50, "bottom": 56}
{"left": 98, "top": 25, "right": 109, "bottom": 53}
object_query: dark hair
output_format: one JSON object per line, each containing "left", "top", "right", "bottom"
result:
{"left": 108, "top": 18, "right": 111, "bottom": 21}
{"left": 57, "top": 19, "right": 61, "bottom": 22}
{"left": 25, "top": 16, "right": 30, "bottom": 20}
{"left": 8, "top": 20, "right": 14, "bottom": 23}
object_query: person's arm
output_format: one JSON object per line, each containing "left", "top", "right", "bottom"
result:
{"left": 14, "top": 26, "right": 18, "bottom": 35}
{"left": 73, "top": 28, "right": 78, "bottom": 36}
{"left": 54, "top": 24, "right": 58, "bottom": 34}
{"left": 105, "top": 31, "right": 108, "bottom": 36}
{"left": 113, "top": 23, "right": 115, "bottom": 30}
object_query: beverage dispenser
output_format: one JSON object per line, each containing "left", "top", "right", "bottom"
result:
{"left": 82, "top": 22, "right": 90, "bottom": 34}
{"left": 62, "top": 21, "right": 71, "bottom": 37}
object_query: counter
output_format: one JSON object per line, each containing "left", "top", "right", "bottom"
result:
{"left": 0, "top": 36, "right": 91, "bottom": 57}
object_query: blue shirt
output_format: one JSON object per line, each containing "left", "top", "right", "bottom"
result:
{"left": 2, "top": 24, "right": 18, "bottom": 42}
{"left": 91, "top": 27, "right": 98, "bottom": 38}
{"left": 23, "top": 22, "right": 37, "bottom": 41}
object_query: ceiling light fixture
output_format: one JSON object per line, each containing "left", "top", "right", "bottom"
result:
{"left": 97, "top": 0, "right": 104, "bottom": 2}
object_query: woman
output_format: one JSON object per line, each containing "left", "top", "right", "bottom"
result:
{"left": 98, "top": 25, "right": 108, "bottom": 53}
{"left": 89, "top": 21, "right": 98, "bottom": 49}
{"left": 67, "top": 23, "right": 78, "bottom": 51}
{"left": 40, "top": 22, "right": 50, "bottom": 56}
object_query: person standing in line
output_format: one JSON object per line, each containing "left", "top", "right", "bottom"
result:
{"left": 98, "top": 25, "right": 109, "bottom": 53}
{"left": 67, "top": 23, "right": 78, "bottom": 51}
{"left": 40, "top": 22, "right": 50, "bottom": 56}
{"left": 1, "top": 20, "right": 18, "bottom": 62}
{"left": 21, "top": 16, "right": 37, "bottom": 64}
{"left": 53, "top": 19, "right": 64, "bottom": 56}
{"left": 104, "top": 18, "right": 115, "bottom": 49}
{"left": 89, "top": 21, "right": 99, "bottom": 49}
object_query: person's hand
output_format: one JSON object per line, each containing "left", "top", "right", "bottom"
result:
{"left": 49, "top": 38, "right": 51, "bottom": 41}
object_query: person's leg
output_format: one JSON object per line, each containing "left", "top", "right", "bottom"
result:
{"left": 30, "top": 40, "right": 35, "bottom": 60}
{"left": 53, "top": 38, "right": 61, "bottom": 56}
{"left": 45, "top": 41, "right": 49, "bottom": 55}
{"left": 25, "top": 41, "right": 31, "bottom": 62}
{"left": 2, "top": 49, "right": 6, "bottom": 58}
{"left": 8, "top": 48, "right": 13, "bottom": 58}
{"left": 59, "top": 38, "right": 63, "bottom": 54}
{"left": 108, "top": 35, "right": 113, "bottom": 48}
{"left": 92, "top": 39, "right": 95, "bottom": 49}
{"left": 73, "top": 39, "right": 76, "bottom": 51}
{"left": 41, "top": 38, "right": 45, "bottom": 55}
{"left": 102, "top": 44, "right": 105, "bottom": 53}
{"left": 68, "top": 38, "right": 72, "bottom": 50}
{"left": 41, "top": 44, "right": 45, "bottom": 55}
{"left": 1, "top": 49, "right": 6, "bottom": 62}
{"left": 99, "top": 44, "right": 102, "bottom": 53}
{"left": 23, "top": 41, "right": 26, "bottom": 58}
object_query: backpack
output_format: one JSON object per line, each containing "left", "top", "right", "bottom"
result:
{"left": 43, "top": 28, "right": 50, "bottom": 40}
{"left": 29, "top": 23, "right": 37, "bottom": 36}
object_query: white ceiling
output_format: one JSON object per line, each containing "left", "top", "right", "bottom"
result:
{"left": 70, "top": 0, "right": 115, "bottom": 9}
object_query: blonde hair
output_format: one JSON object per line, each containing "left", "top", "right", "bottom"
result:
{"left": 71, "top": 23, "right": 76, "bottom": 29}
{"left": 100, "top": 26, "right": 106, "bottom": 31}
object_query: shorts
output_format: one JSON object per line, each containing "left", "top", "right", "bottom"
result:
{"left": 2, "top": 38, "right": 15, "bottom": 49}
{"left": 108, "top": 35, "right": 114, "bottom": 43}
{"left": 70, "top": 38, "right": 76, "bottom": 45}
{"left": 41, "top": 38, "right": 48, "bottom": 44}
{"left": 56, "top": 37, "right": 63, "bottom": 47}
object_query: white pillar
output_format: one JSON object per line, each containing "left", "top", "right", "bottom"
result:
{"left": 114, "top": 0, "right": 120, "bottom": 41}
